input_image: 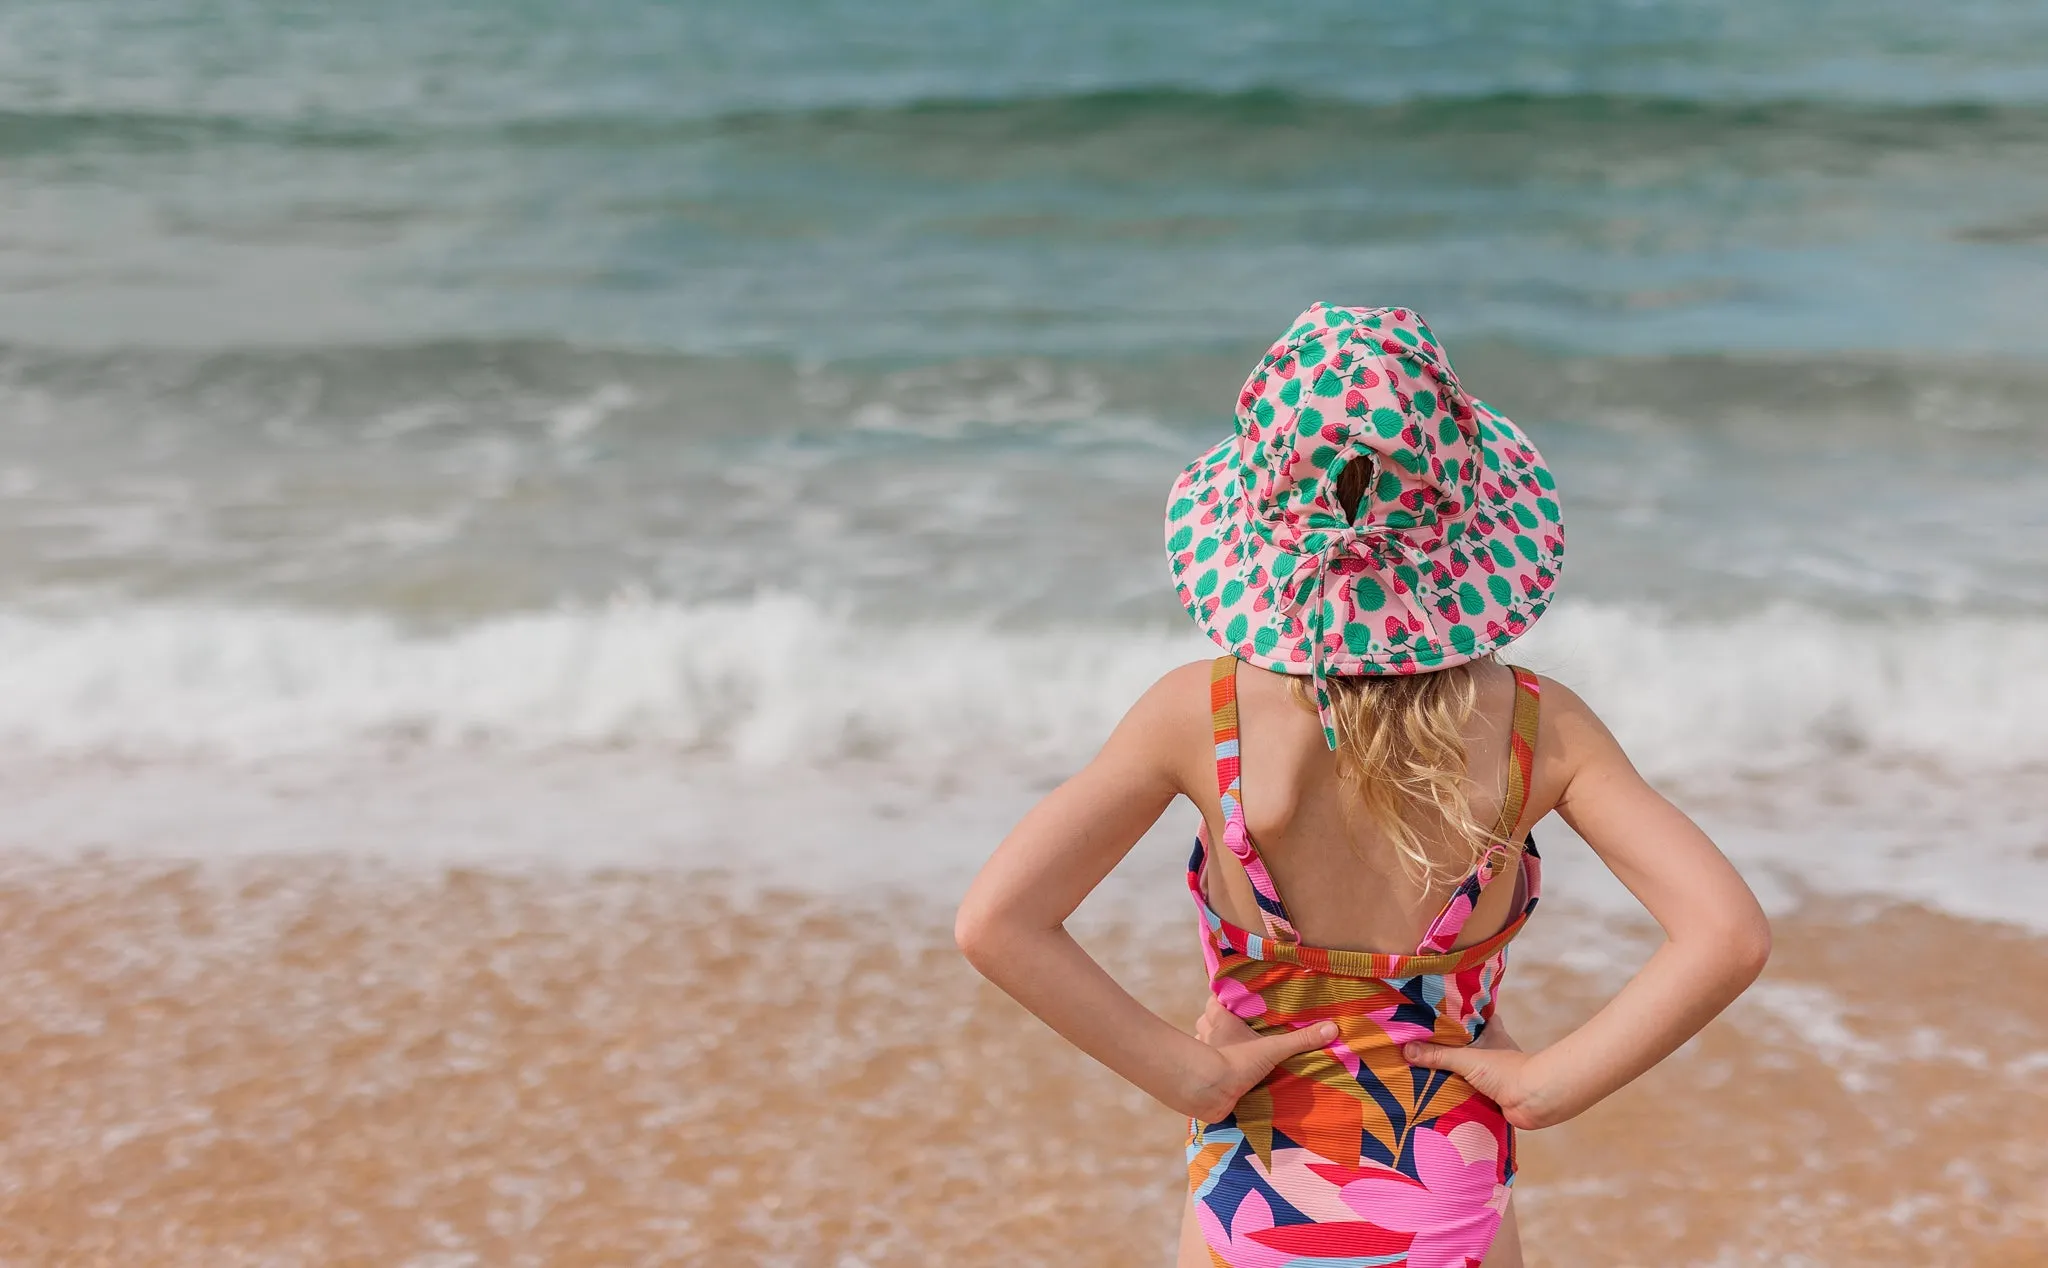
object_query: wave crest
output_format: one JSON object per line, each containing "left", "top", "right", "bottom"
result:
{"left": 0, "top": 598, "right": 2041, "bottom": 781}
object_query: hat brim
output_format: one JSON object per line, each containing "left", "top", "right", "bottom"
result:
{"left": 1164, "top": 398, "right": 1564, "bottom": 676}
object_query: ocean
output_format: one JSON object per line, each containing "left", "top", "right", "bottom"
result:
{"left": 0, "top": 2, "right": 2045, "bottom": 1264}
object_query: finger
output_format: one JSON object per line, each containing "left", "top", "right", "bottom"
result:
{"left": 1402, "top": 1040, "right": 1482, "bottom": 1081}
{"left": 1258, "top": 1021, "right": 1338, "bottom": 1064}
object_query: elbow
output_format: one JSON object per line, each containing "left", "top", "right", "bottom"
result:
{"left": 952, "top": 898, "right": 1001, "bottom": 972}
{"left": 1727, "top": 910, "right": 1773, "bottom": 985}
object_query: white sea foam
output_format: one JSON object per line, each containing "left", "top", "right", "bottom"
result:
{"left": 0, "top": 596, "right": 2043, "bottom": 780}
{"left": 1, "top": 595, "right": 2045, "bottom": 927}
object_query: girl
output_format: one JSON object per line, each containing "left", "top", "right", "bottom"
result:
{"left": 955, "top": 304, "right": 1772, "bottom": 1267}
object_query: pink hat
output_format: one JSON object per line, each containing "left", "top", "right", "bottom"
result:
{"left": 1165, "top": 302, "right": 1564, "bottom": 748}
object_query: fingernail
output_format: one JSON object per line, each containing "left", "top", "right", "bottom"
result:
{"left": 1319, "top": 1023, "right": 1338, "bottom": 1040}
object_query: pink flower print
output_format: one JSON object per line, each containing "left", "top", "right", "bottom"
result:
{"left": 1313, "top": 1124, "right": 1505, "bottom": 1268}
{"left": 1194, "top": 1189, "right": 1296, "bottom": 1268}
{"left": 1212, "top": 975, "right": 1266, "bottom": 1022}
{"left": 1366, "top": 997, "right": 1438, "bottom": 1049}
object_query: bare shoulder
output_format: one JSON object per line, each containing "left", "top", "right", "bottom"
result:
{"left": 1524, "top": 671, "right": 1639, "bottom": 790}
{"left": 1098, "top": 658, "right": 1221, "bottom": 798}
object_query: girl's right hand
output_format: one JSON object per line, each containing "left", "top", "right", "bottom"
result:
{"left": 1187, "top": 995, "right": 1337, "bottom": 1122}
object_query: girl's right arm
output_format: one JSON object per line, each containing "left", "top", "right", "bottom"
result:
{"left": 1402, "top": 677, "right": 1772, "bottom": 1129}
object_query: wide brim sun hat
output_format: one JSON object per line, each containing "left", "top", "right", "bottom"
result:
{"left": 1165, "top": 302, "right": 1564, "bottom": 748}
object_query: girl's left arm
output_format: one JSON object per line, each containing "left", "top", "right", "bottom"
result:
{"left": 954, "top": 665, "right": 1334, "bottom": 1122}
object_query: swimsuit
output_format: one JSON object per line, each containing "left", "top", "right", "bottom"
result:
{"left": 1186, "top": 655, "right": 1542, "bottom": 1268}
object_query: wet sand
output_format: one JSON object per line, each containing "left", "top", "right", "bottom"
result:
{"left": 1, "top": 858, "right": 2043, "bottom": 1266}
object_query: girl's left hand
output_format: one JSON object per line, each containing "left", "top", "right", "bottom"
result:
{"left": 1187, "top": 995, "right": 1337, "bottom": 1121}
{"left": 1194, "top": 994, "right": 1264, "bottom": 1048}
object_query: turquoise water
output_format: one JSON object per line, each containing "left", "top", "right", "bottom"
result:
{"left": 7, "top": 1, "right": 2048, "bottom": 355}
{"left": 0, "top": 1, "right": 2043, "bottom": 765}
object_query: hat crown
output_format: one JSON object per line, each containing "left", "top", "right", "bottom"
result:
{"left": 1164, "top": 299, "right": 1563, "bottom": 736}
{"left": 1232, "top": 304, "right": 1479, "bottom": 557}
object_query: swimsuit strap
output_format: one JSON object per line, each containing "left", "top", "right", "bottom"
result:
{"left": 1417, "top": 665, "right": 1543, "bottom": 954}
{"left": 1207, "top": 656, "right": 1301, "bottom": 945}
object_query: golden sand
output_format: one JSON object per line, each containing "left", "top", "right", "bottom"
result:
{"left": 0, "top": 858, "right": 2042, "bottom": 1266}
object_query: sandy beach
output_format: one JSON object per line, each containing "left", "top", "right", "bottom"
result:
{"left": 3, "top": 847, "right": 2042, "bottom": 1266}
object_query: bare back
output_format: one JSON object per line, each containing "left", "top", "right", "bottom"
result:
{"left": 1184, "top": 657, "right": 1564, "bottom": 954}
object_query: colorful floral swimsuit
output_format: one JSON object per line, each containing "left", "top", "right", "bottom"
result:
{"left": 1187, "top": 656, "right": 1542, "bottom": 1268}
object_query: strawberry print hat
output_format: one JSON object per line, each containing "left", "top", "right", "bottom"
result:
{"left": 1165, "top": 302, "right": 1564, "bottom": 748}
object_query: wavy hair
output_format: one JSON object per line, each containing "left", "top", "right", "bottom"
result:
{"left": 1293, "top": 457, "right": 1504, "bottom": 885}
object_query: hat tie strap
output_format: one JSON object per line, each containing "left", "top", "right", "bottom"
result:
{"left": 1276, "top": 526, "right": 1444, "bottom": 749}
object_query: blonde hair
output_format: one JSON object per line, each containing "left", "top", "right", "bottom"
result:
{"left": 1295, "top": 457, "right": 1504, "bottom": 886}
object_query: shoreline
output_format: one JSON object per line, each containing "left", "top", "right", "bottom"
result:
{"left": 1, "top": 856, "right": 2042, "bottom": 1265}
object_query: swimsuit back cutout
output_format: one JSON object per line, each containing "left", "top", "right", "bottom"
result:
{"left": 1185, "top": 657, "right": 1544, "bottom": 1267}
{"left": 1200, "top": 654, "right": 1542, "bottom": 955}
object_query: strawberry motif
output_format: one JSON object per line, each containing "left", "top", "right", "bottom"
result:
{"left": 1166, "top": 302, "right": 1562, "bottom": 704}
